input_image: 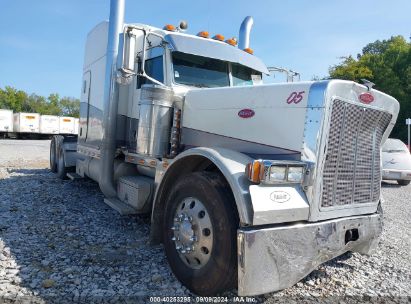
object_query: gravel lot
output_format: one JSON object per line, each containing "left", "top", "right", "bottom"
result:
{"left": 0, "top": 139, "right": 410, "bottom": 303}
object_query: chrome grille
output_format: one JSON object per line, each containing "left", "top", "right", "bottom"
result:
{"left": 321, "top": 99, "right": 392, "bottom": 208}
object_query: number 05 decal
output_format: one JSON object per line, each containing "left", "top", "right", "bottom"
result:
{"left": 286, "top": 91, "right": 305, "bottom": 104}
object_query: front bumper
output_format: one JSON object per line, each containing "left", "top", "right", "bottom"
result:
{"left": 382, "top": 168, "right": 411, "bottom": 181}
{"left": 237, "top": 213, "right": 382, "bottom": 296}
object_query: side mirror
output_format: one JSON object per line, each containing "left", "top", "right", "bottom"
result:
{"left": 121, "top": 27, "right": 138, "bottom": 73}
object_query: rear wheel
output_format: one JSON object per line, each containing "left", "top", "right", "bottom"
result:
{"left": 56, "top": 145, "right": 67, "bottom": 179}
{"left": 397, "top": 180, "right": 410, "bottom": 186}
{"left": 163, "top": 171, "right": 238, "bottom": 295}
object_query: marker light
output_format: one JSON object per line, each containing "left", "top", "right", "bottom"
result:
{"left": 163, "top": 24, "right": 176, "bottom": 31}
{"left": 225, "top": 37, "right": 237, "bottom": 46}
{"left": 212, "top": 34, "right": 225, "bottom": 41}
{"left": 243, "top": 47, "right": 254, "bottom": 55}
{"left": 197, "top": 31, "right": 210, "bottom": 38}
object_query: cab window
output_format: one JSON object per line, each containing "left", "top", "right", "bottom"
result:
{"left": 232, "top": 63, "right": 261, "bottom": 86}
{"left": 137, "top": 55, "right": 164, "bottom": 88}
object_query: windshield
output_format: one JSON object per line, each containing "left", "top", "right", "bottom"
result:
{"left": 382, "top": 139, "right": 409, "bottom": 153}
{"left": 172, "top": 52, "right": 229, "bottom": 88}
{"left": 172, "top": 52, "right": 261, "bottom": 88}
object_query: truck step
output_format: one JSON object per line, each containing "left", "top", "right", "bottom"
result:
{"left": 103, "top": 198, "right": 139, "bottom": 215}
{"left": 67, "top": 172, "right": 83, "bottom": 180}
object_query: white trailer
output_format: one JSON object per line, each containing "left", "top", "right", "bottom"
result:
{"left": 74, "top": 118, "right": 79, "bottom": 135}
{"left": 39, "top": 115, "right": 60, "bottom": 135}
{"left": 59, "top": 116, "right": 75, "bottom": 134}
{"left": 13, "top": 112, "right": 40, "bottom": 135}
{"left": 0, "top": 109, "right": 13, "bottom": 138}
{"left": 49, "top": 0, "right": 399, "bottom": 296}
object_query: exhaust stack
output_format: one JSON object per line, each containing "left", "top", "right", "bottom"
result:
{"left": 239, "top": 16, "right": 254, "bottom": 50}
{"left": 99, "top": 0, "right": 125, "bottom": 198}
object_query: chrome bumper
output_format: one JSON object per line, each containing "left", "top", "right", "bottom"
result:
{"left": 237, "top": 213, "right": 382, "bottom": 296}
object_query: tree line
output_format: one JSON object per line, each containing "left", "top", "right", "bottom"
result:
{"left": 329, "top": 35, "right": 411, "bottom": 142}
{"left": 0, "top": 86, "right": 80, "bottom": 118}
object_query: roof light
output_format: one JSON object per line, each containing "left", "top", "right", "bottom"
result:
{"left": 163, "top": 24, "right": 176, "bottom": 31}
{"left": 212, "top": 34, "right": 225, "bottom": 41}
{"left": 243, "top": 47, "right": 254, "bottom": 55}
{"left": 225, "top": 37, "right": 237, "bottom": 46}
{"left": 197, "top": 31, "right": 209, "bottom": 38}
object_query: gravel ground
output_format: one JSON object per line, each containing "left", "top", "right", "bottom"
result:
{"left": 0, "top": 139, "right": 410, "bottom": 303}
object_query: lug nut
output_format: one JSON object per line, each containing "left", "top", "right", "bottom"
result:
{"left": 190, "top": 236, "right": 197, "bottom": 242}
{"left": 171, "top": 225, "right": 179, "bottom": 231}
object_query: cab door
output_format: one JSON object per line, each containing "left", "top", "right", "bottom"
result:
{"left": 127, "top": 47, "right": 165, "bottom": 152}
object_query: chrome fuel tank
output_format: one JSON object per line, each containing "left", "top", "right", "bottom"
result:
{"left": 136, "top": 85, "right": 174, "bottom": 158}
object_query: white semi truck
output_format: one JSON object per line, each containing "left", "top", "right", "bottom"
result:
{"left": 49, "top": 0, "right": 399, "bottom": 296}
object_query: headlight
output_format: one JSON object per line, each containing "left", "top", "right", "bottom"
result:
{"left": 246, "top": 160, "right": 306, "bottom": 184}
{"left": 287, "top": 166, "right": 304, "bottom": 182}
{"left": 269, "top": 166, "right": 286, "bottom": 182}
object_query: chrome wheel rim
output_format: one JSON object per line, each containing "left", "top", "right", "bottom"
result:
{"left": 171, "top": 197, "right": 213, "bottom": 269}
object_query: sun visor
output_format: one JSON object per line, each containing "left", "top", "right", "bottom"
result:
{"left": 164, "top": 33, "right": 269, "bottom": 75}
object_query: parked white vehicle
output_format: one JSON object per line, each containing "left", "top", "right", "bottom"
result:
{"left": 59, "top": 116, "right": 76, "bottom": 134}
{"left": 40, "top": 115, "right": 60, "bottom": 135}
{"left": 48, "top": 0, "right": 400, "bottom": 296}
{"left": 13, "top": 112, "right": 40, "bottom": 134}
{"left": 74, "top": 118, "right": 79, "bottom": 135}
{"left": 382, "top": 138, "right": 411, "bottom": 186}
{"left": 0, "top": 109, "right": 13, "bottom": 137}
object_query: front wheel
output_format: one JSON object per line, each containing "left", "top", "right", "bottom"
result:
{"left": 163, "top": 171, "right": 238, "bottom": 295}
{"left": 397, "top": 180, "right": 410, "bottom": 186}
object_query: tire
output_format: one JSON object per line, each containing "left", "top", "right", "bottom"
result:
{"left": 397, "top": 180, "right": 410, "bottom": 186}
{"left": 54, "top": 135, "right": 67, "bottom": 179}
{"left": 50, "top": 137, "right": 57, "bottom": 173}
{"left": 163, "top": 171, "right": 238, "bottom": 296}
{"left": 56, "top": 145, "right": 67, "bottom": 179}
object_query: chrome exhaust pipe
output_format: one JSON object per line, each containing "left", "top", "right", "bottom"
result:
{"left": 239, "top": 16, "right": 253, "bottom": 50}
{"left": 99, "top": 0, "right": 125, "bottom": 198}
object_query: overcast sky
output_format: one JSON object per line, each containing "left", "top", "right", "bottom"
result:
{"left": 0, "top": 0, "right": 410, "bottom": 98}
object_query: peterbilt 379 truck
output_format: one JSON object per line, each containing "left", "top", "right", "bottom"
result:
{"left": 49, "top": 0, "right": 399, "bottom": 296}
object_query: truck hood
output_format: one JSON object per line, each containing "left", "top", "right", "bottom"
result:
{"left": 181, "top": 82, "right": 314, "bottom": 160}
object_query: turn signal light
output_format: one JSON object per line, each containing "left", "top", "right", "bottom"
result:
{"left": 243, "top": 47, "right": 254, "bottom": 55}
{"left": 225, "top": 37, "right": 237, "bottom": 46}
{"left": 197, "top": 31, "right": 210, "bottom": 38}
{"left": 246, "top": 160, "right": 264, "bottom": 183}
{"left": 212, "top": 34, "right": 225, "bottom": 41}
{"left": 163, "top": 24, "right": 176, "bottom": 31}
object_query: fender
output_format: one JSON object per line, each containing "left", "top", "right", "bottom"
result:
{"left": 150, "top": 147, "right": 254, "bottom": 243}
